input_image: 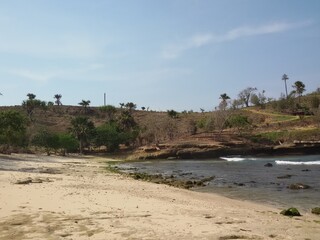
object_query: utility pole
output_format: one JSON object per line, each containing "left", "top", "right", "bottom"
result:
{"left": 104, "top": 93, "right": 106, "bottom": 106}
{"left": 282, "top": 74, "right": 289, "bottom": 99}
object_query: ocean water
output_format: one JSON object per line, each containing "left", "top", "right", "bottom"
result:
{"left": 116, "top": 155, "right": 320, "bottom": 211}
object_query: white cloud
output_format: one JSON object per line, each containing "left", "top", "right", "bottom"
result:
{"left": 8, "top": 69, "right": 56, "bottom": 83}
{"left": 162, "top": 21, "right": 312, "bottom": 59}
{"left": 0, "top": 29, "right": 109, "bottom": 59}
{"left": 6, "top": 63, "right": 106, "bottom": 83}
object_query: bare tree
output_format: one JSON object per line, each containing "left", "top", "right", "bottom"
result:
{"left": 238, "top": 87, "right": 257, "bottom": 107}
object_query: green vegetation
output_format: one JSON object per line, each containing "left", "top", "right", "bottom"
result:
{"left": 280, "top": 207, "right": 301, "bottom": 217}
{"left": 167, "top": 109, "right": 179, "bottom": 119}
{"left": 256, "top": 128, "right": 320, "bottom": 143}
{"left": 69, "top": 116, "right": 95, "bottom": 154}
{"left": 99, "top": 105, "right": 117, "bottom": 121}
{"left": 0, "top": 110, "right": 27, "bottom": 151}
{"left": 226, "top": 114, "right": 252, "bottom": 135}
{"left": 32, "top": 129, "right": 60, "bottom": 155}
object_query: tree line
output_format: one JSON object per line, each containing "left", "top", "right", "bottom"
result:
{"left": 0, "top": 93, "right": 140, "bottom": 155}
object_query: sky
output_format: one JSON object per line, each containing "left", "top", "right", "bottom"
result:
{"left": 0, "top": 0, "right": 319, "bottom": 111}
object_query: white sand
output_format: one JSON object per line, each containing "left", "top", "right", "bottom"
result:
{"left": 0, "top": 154, "right": 319, "bottom": 240}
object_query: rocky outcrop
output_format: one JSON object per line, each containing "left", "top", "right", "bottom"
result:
{"left": 128, "top": 172, "right": 215, "bottom": 189}
{"left": 128, "top": 142, "right": 320, "bottom": 160}
{"left": 288, "top": 183, "right": 311, "bottom": 190}
{"left": 311, "top": 207, "right": 320, "bottom": 215}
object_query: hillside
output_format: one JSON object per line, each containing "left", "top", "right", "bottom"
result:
{"left": 1, "top": 98, "right": 319, "bottom": 159}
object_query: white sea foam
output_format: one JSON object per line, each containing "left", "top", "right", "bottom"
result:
{"left": 220, "top": 157, "right": 246, "bottom": 162}
{"left": 275, "top": 160, "right": 320, "bottom": 165}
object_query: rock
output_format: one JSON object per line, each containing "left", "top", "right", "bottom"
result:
{"left": 15, "top": 178, "right": 32, "bottom": 185}
{"left": 14, "top": 177, "right": 53, "bottom": 185}
{"left": 277, "top": 174, "right": 292, "bottom": 179}
{"left": 288, "top": 183, "right": 311, "bottom": 190}
{"left": 280, "top": 208, "right": 301, "bottom": 217}
{"left": 167, "top": 157, "right": 177, "bottom": 160}
{"left": 264, "top": 163, "right": 273, "bottom": 167}
{"left": 311, "top": 207, "right": 320, "bottom": 215}
{"left": 302, "top": 169, "right": 311, "bottom": 172}
{"left": 233, "top": 182, "right": 245, "bottom": 186}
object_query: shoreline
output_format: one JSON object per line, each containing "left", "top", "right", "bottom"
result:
{"left": 1, "top": 153, "right": 320, "bottom": 239}
{"left": 129, "top": 144, "right": 320, "bottom": 160}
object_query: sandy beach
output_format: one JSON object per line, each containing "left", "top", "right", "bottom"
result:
{"left": 0, "top": 154, "right": 319, "bottom": 240}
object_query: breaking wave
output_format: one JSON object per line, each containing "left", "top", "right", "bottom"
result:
{"left": 275, "top": 160, "right": 320, "bottom": 165}
{"left": 220, "top": 157, "right": 257, "bottom": 162}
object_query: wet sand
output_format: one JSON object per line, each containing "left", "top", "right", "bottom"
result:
{"left": 0, "top": 154, "right": 319, "bottom": 239}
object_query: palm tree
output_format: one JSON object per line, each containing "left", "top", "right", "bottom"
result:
{"left": 292, "top": 81, "right": 306, "bottom": 103}
{"left": 282, "top": 74, "right": 289, "bottom": 99}
{"left": 219, "top": 93, "right": 230, "bottom": 102}
{"left": 79, "top": 100, "right": 91, "bottom": 113}
{"left": 125, "top": 102, "right": 136, "bottom": 111}
{"left": 27, "top": 93, "right": 36, "bottom": 100}
{"left": 69, "top": 116, "right": 95, "bottom": 154}
{"left": 54, "top": 94, "right": 62, "bottom": 106}
{"left": 219, "top": 93, "right": 230, "bottom": 110}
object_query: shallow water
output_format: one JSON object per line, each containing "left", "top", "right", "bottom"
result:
{"left": 116, "top": 155, "right": 320, "bottom": 211}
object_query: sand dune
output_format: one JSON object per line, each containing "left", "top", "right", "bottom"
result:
{"left": 0, "top": 154, "right": 319, "bottom": 240}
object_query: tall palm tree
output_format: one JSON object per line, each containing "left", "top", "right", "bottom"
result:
{"left": 282, "top": 74, "right": 289, "bottom": 99}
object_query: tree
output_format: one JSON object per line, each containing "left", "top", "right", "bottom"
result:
{"left": 118, "top": 110, "right": 137, "bottom": 131}
{"left": 125, "top": 102, "right": 137, "bottom": 111}
{"left": 69, "top": 116, "right": 95, "bottom": 154}
{"left": 54, "top": 94, "right": 62, "bottom": 106}
{"left": 141, "top": 106, "right": 146, "bottom": 111}
{"left": 231, "top": 99, "right": 243, "bottom": 109}
{"left": 250, "top": 90, "right": 267, "bottom": 108}
{"left": 95, "top": 123, "right": 125, "bottom": 152}
{"left": 167, "top": 109, "right": 179, "bottom": 119}
{"left": 219, "top": 93, "right": 230, "bottom": 110}
{"left": 78, "top": 100, "right": 91, "bottom": 113}
{"left": 32, "top": 129, "right": 60, "bottom": 156}
{"left": 22, "top": 93, "right": 43, "bottom": 120}
{"left": 116, "top": 110, "right": 139, "bottom": 146}
{"left": 282, "top": 74, "right": 289, "bottom": 99}
{"left": 0, "top": 110, "right": 27, "bottom": 151}
{"left": 292, "top": 81, "right": 306, "bottom": 103}
{"left": 27, "top": 93, "right": 36, "bottom": 100}
{"left": 238, "top": 87, "right": 257, "bottom": 107}
{"left": 57, "top": 133, "right": 78, "bottom": 156}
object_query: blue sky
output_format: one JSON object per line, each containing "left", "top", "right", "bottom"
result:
{"left": 0, "top": 0, "right": 319, "bottom": 111}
